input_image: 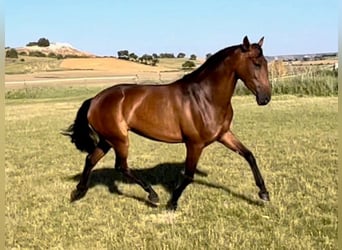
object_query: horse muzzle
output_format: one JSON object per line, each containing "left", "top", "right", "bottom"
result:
{"left": 256, "top": 92, "right": 271, "bottom": 106}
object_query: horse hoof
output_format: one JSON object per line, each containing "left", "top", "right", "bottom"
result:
{"left": 258, "top": 191, "right": 270, "bottom": 202}
{"left": 70, "top": 189, "right": 87, "bottom": 202}
{"left": 166, "top": 200, "right": 178, "bottom": 211}
{"left": 148, "top": 191, "right": 160, "bottom": 205}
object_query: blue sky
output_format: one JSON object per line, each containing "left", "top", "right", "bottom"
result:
{"left": 5, "top": 0, "right": 338, "bottom": 57}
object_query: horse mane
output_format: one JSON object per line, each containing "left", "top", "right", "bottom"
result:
{"left": 182, "top": 43, "right": 263, "bottom": 82}
{"left": 182, "top": 45, "right": 241, "bottom": 82}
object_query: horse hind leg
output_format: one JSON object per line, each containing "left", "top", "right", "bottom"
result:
{"left": 70, "top": 140, "right": 111, "bottom": 202}
{"left": 112, "top": 139, "right": 159, "bottom": 205}
{"left": 167, "top": 143, "right": 204, "bottom": 210}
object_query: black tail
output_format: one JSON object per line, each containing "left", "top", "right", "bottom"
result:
{"left": 61, "top": 98, "right": 98, "bottom": 154}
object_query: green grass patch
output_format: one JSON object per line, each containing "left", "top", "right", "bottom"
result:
{"left": 5, "top": 86, "right": 102, "bottom": 101}
{"left": 235, "top": 70, "right": 338, "bottom": 96}
{"left": 5, "top": 95, "right": 337, "bottom": 249}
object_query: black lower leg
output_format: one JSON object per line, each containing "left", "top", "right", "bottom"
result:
{"left": 244, "top": 151, "right": 269, "bottom": 201}
{"left": 167, "top": 174, "right": 193, "bottom": 210}
{"left": 117, "top": 165, "right": 159, "bottom": 204}
{"left": 71, "top": 157, "right": 93, "bottom": 202}
{"left": 167, "top": 143, "right": 203, "bottom": 210}
{"left": 71, "top": 143, "right": 110, "bottom": 202}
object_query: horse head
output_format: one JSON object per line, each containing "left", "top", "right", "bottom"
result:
{"left": 235, "top": 36, "right": 271, "bottom": 105}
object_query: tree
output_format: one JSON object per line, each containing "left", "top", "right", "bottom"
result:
{"left": 151, "top": 58, "right": 159, "bottom": 66}
{"left": 129, "top": 53, "right": 138, "bottom": 61}
{"left": 6, "top": 48, "right": 18, "bottom": 58}
{"left": 182, "top": 60, "right": 196, "bottom": 69}
{"left": 117, "top": 50, "right": 129, "bottom": 59}
{"left": 140, "top": 54, "right": 153, "bottom": 65}
{"left": 190, "top": 54, "right": 197, "bottom": 60}
{"left": 37, "top": 37, "right": 50, "bottom": 47}
{"left": 159, "top": 53, "right": 175, "bottom": 58}
{"left": 177, "top": 52, "right": 186, "bottom": 58}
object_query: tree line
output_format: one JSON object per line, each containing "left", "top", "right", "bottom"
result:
{"left": 117, "top": 50, "right": 198, "bottom": 68}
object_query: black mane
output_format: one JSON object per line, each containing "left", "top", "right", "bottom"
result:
{"left": 182, "top": 45, "right": 241, "bottom": 81}
{"left": 182, "top": 43, "right": 263, "bottom": 81}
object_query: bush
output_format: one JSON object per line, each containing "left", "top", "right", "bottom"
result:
{"left": 19, "top": 51, "right": 28, "bottom": 56}
{"left": 6, "top": 48, "right": 18, "bottom": 58}
{"left": 182, "top": 60, "right": 196, "bottom": 69}
{"left": 29, "top": 51, "right": 46, "bottom": 57}
{"left": 47, "top": 52, "right": 57, "bottom": 58}
{"left": 26, "top": 42, "right": 38, "bottom": 47}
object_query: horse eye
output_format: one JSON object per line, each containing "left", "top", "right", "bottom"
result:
{"left": 254, "top": 62, "right": 261, "bottom": 68}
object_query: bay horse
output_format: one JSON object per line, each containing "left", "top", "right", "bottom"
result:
{"left": 63, "top": 36, "right": 271, "bottom": 210}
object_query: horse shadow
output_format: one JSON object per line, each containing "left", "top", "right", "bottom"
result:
{"left": 68, "top": 162, "right": 263, "bottom": 207}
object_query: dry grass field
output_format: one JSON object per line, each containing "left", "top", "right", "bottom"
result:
{"left": 4, "top": 54, "right": 338, "bottom": 249}
{"left": 4, "top": 89, "right": 337, "bottom": 249}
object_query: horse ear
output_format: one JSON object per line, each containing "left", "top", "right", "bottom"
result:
{"left": 242, "top": 36, "right": 250, "bottom": 51}
{"left": 258, "top": 37, "right": 264, "bottom": 47}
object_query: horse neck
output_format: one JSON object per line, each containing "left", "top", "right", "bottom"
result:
{"left": 182, "top": 47, "right": 240, "bottom": 107}
{"left": 196, "top": 64, "right": 238, "bottom": 107}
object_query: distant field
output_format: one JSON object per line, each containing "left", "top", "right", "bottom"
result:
{"left": 5, "top": 56, "right": 204, "bottom": 88}
{"left": 5, "top": 56, "right": 202, "bottom": 75}
{"left": 5, "top": 93, "right": 337, "bottom": 249}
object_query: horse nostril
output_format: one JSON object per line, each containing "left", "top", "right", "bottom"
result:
{"left": 262, "top": 97, "right": 270, "bottom": 105}
{"left": 264, "top": 97, "right": 270, "bottom": 104}
{"left": 257, "top": 95, "right": 270, "bottom": 105}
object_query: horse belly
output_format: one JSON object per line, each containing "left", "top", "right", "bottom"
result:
{"left": 131, "top": 123, "right": 182, "bottom": 143}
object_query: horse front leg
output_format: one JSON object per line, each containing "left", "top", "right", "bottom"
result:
{"left": 218, "top": 130, "right": 270, "bottom": 201}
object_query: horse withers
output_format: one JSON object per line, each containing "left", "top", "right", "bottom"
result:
{"left": 62, "top": 36, "right": 271, "bottom": 210}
